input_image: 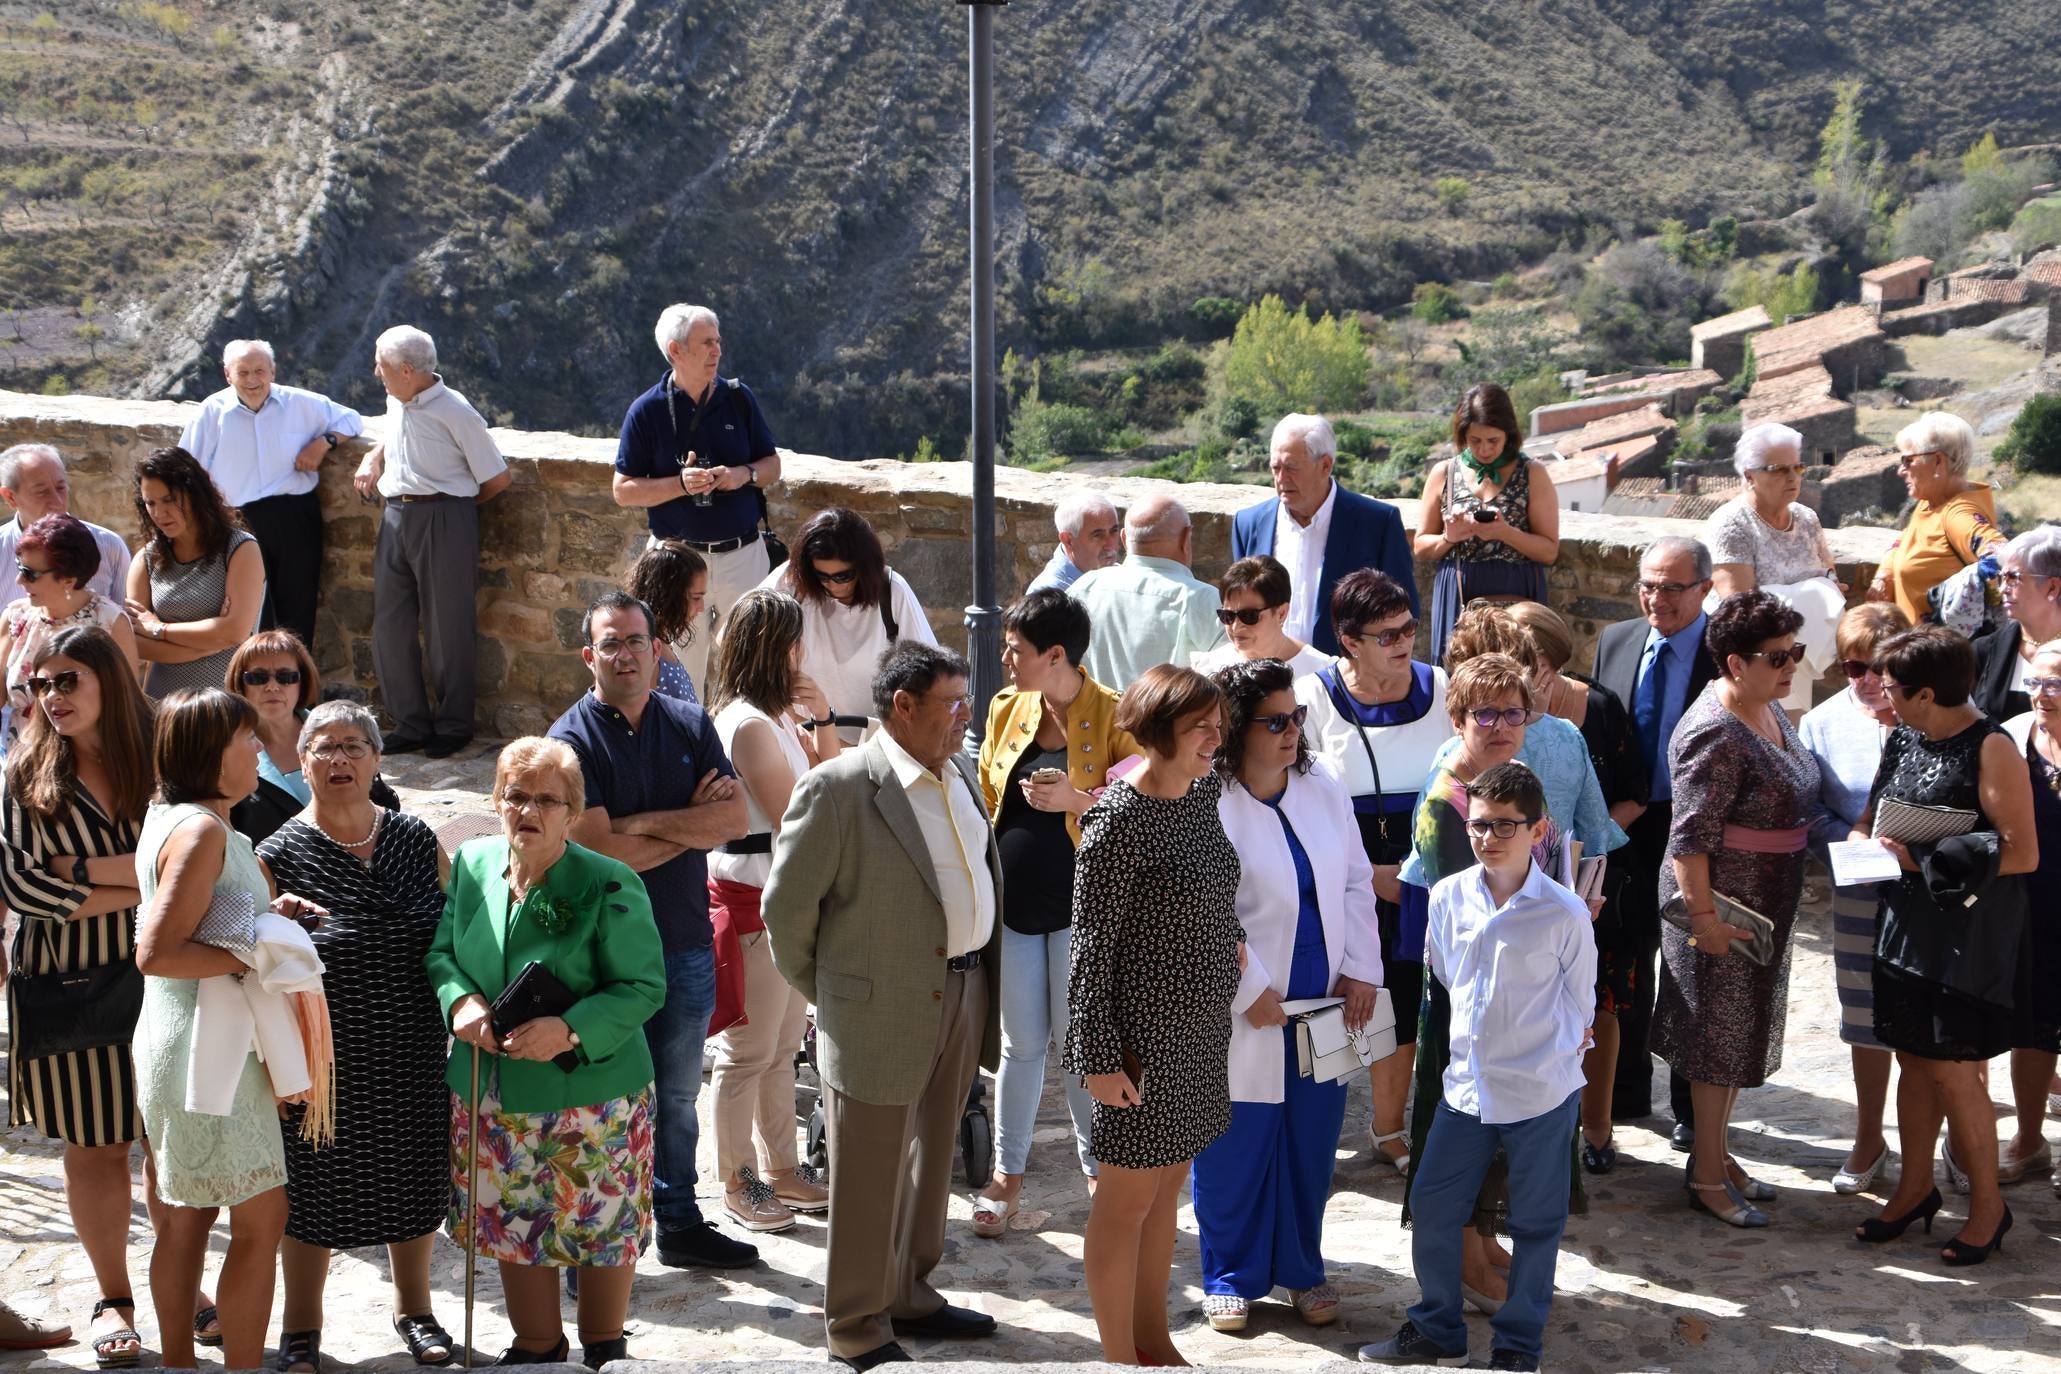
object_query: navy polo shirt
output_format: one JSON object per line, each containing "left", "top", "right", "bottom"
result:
{"left": 614, "top": 373, "right": 777, "bottom": 544}
{"left": 548, "top": 689, "right": 735, "bottom": 950}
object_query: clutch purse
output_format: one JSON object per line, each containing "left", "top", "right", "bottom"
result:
{"left": 192, "top": 890, "right": 258, "bottom": 956}
{"left": 489, "top": 960, "right": 581, "bottom": 1071}
{"left": 1281, "top": 992, "right": 1397, "bottom": 1083}
{"left": 1873, "top": 799, "right": 1979, "bottom": 845}
{"left": 1661, "top": 890, "right": 1778, "bottom": 965}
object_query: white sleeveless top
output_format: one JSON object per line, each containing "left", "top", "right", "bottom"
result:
{"left": 710, "top": 699, "right": 812, "bottom": 889}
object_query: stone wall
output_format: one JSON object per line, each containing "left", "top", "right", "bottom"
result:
{"left": 0, "top": 391, "right": 1900, "bottom": 732}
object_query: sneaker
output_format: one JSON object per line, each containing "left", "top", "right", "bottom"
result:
{"left": 770, "top": 1163, "right": 829, "bottom": 1213}
{"left": 1466, "top": 1352, "right": 1540, "bottom": 1372}
{"left": 1358, "top": 1321, "right": 1467, "bottom": 1365}
{"left": 724, "top": 1169, "right": 797, "bottom": 1233}
{"left": 656, "top": 1220, "right": 759, "bottom": 1269}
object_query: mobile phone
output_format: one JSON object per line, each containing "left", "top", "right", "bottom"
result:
{"left": 1474, "top": 508, "right": 1500, "bottom": 522}
{"left": 1031, "top": 767, "right": 1066, "bottom": 784}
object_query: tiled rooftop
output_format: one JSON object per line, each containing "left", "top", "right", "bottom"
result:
{"left": 1750, "top": 306, "right": 1884, "bottom": 380}
{"left": 1859, "top": 255, "right": 1933, "bottom": 284}
{"left": 1690, "top": 303, "right": 1772, "bottom": 340}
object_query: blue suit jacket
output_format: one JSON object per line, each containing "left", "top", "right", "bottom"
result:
{"left": 1230, "top": 484, "right": 1419, "bottom": 656}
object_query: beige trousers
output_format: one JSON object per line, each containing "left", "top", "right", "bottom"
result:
{"left": 710, "top": 929, "right": 810, "bottom": 1182}
{"left": 820, "top": 969, "right": 987, "bottom": 1358}
{"left": 663, "top": 535, "right": 772, "bottom": 689}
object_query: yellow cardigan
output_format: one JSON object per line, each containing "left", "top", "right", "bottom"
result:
{"left": 977, "top": 668, "right": 1141, "bottom": 847}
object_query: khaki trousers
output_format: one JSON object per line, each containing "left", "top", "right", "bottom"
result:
{"left": 710, "top": 929, "right": 810, "bottom": 1181}
{"left": 662, "top": 535, "right": 771, "bottom": 689}
{"left": 821, "top": 968, "right": 987, "bottom": 1358}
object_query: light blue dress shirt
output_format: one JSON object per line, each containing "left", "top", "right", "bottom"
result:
{"left": 179, "top": 385, "right": 365, "bottom": 506}
{"left": 1026, "top": 546, "right": 1082, "bottom": 595}
{"left": 1426, "top": 859, "right": 1598, "bottom": 1124}
{"left": 1641, "top": 611, "right": 1707, "bottom": 803}
{"left": 1070, "top": 554, "right": 1226, "bottom": 691}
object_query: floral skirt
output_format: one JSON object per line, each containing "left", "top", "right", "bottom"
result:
{"left": 447, "top": 1085, "right": 652, "bottom": 1268}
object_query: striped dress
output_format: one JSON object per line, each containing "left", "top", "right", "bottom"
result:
{"left": 1, "top": 783, "right": 144, "bottom": 1147}
{"left": 1797, "top": 688, "right": 1893, "bottom": 1049}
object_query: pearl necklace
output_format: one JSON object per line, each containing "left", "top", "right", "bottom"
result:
{"left": 314, "top": 808, "right": 380, "bottom": 849}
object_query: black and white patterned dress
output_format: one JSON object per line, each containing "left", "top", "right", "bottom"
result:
{"left": 257, "top": 812, "right": 450, "bottom": 1248}
{"left": 1064, "top": 772, "right": 1243, "bottom": 1170}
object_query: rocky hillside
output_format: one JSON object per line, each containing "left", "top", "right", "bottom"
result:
{"left": 5, "top": 0, "right": 2059, "bottom": 454}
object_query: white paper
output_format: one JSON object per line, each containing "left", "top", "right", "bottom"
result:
{"left": 1828, "top": 838, "right": 1903, "bottom": 887}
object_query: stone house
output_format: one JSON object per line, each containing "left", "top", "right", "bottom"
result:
{"left": 1859, "top": 256, "right": 1933, "bottom": 309}
{"left": 1690, "top": 305, "right": 1772, "bottom": 380}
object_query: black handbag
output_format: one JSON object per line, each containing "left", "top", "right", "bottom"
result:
{"left": 489, "top": 960, "right": 582, "bottom": 1071}
{"left": 8, "top": 920, "right": 144, "bottom": 1061}
{"left": 1876, "top": 830, "right": 2025, "bottom": 1010}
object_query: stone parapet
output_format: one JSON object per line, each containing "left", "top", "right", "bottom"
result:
{"left": 0, "top": 390, "right": 1898, "bottom": 727}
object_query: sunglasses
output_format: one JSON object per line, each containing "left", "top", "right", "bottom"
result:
{"left": 26, "top": 671, "right": 82, "bottom": 697}
{"left": 1215, "top": 606, "right": 1274, "bottom": 627}
{"left": 1741, "top": 645, "right": 1808, "bottom": 668}
{"left": 1466, "top": 707, "right": 1533, "bottom": 729}
{"left": 1896, "top": 450, "right": 1942, "bottom": 469}
{"left": 1350, "top": 620, "right": 1419, "bottom": 649}
{"left": 1253, "top": 705, "right": 1308, "bottom": 735}
{"left": 240, "top": 668, "right": 303, "bottom": 687}
{"left": 1841, "top": 659, "right": 1881, "bottom": 681}
{"left": 15, "top": 562, "right": 50, "bottom": 584}
{"left": 813, "top": 566, "right": 858, "bottom": 585}
{"left": 1465, "top": 817, "right": 1538, "bottom": 839}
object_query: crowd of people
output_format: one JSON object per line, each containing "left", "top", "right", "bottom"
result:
{"left": 0, "top": 319, "right": 2055, "bottom": 1374}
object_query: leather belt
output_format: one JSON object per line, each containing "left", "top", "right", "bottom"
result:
{"left": 946, "top": 950, "right": 984, "bottom": 972}
{"left": 718, "top": 833, "right": 773, "bottom": 856}
{"left": 678, "top": 532, "right": 759, "bottom": 555}
{"left": 392, "top": 492, "right": 463, "bottom": 504}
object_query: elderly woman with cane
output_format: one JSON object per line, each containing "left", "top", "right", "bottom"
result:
{"left": 426, "top": 738, "right": 664, "bottom": 1368}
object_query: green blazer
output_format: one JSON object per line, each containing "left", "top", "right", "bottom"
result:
{"left": 425, "top": 837, "right": 664, "bottom": 1113}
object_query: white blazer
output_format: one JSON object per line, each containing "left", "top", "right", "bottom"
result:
{"left": 1218, "top": 761, "right": 1383, "bottom": 1104}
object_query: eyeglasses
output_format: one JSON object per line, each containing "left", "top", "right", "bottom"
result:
{"left": 1350, "top": 620, "right": 1419, "bottom": 649}
{"left": 306, "top": 739, "right": 374, "bottom": 760}
{"left": 813, "top": 566, "right": 858, "bottom": 585}
{"left": 1742, "top": 645, "right": 1808, "bottom": 668}
{"left": 592, "top": 635, "right": 651, "bottom": 659}
{"left": 2000, "top": 570, "right": 2057, "bottom": 587}
{"left": 1897, "top": 450, "right": 1942, "bottom": 469}
{"left": 1637, "top": 579, "right": 1705, "bottom": 598}
{"left": 1752, "top": 463, "right": 1802, "bottom": 478}
{"left": 927, "top": 693, "right": 974, "bottom": 716}
{"left": 1464, "top": 817, "right": 1538, "bottom": 839}
{"left": 240, "top": 668, "right": 302, "bottom": 687}
{"left": 1466, "top": 707, "right": 1533, "bottom": 729}
{"left": 2027, "top": 676, "right": 2061, "bottom": 698}
{"left": 1215, "top": 606, "right": 1273, "bottom": 627}
{"left": 14, "top": 562, "right": 49, "bottom": 584}
{"left": 25, "top": 671, "right": 81, "bottom": 697}
{"left": 1841, "top": 659, "right": 1881, "bottom": 680}
{"left": 1253, "top": 705, "right": 1308, "bottom": 735}
{"left": 500, "top": 789, "right": 568, "bottom": 812}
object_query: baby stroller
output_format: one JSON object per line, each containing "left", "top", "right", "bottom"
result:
{"left": 799, "top": 1016, "right": 993, "bottom": 1186}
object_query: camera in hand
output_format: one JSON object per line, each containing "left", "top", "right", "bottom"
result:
{"left": 683, "top": 451, "right": 715, "bottom": 507}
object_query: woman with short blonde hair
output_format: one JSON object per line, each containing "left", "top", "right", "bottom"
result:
{"left": 1868, "top": 413, "right": 2006, "bottom": 624}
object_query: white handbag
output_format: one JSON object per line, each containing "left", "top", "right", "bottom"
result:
{"left": 1281, "top": 990, "right": 1397, "bottom": 1083}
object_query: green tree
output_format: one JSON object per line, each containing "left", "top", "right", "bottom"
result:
{"left": 1411, "top": 281, "right": 1461, "bottom": 324}
{"left": 1811, "top": 78, "right": 1892, "bottom": 255}
{"left": 73, "top": 322, "right": 106, "bottom": 361}
{"left": 1215, "top": 294, "right": 1370, "bottom": 418}
{"left": 29, "top": 11, "right": 57, "bottom": 40}
{"left": 1961, "top": 132, "right": 2003, "bottom": 179}
{"left": 1658, "top": 218, "right": 1691, "bottom": 261}
{"left": 1434, "top": 176, "right": 1470, "bottom": 214}
{"left": 1006, "top": 399, "right": 1104, "bottom": 464}
{"left": 1995, "top": 393, "right": 2061, "bottom": 476}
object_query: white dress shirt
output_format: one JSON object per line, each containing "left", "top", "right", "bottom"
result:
{"left": 1192, "top": 641, "right": 1332, "bottom": 681}
{"left": 1272, "top": 479, "right": 1338, "bottom": 643}
{"left": 878, "top": 728, "right": 996, "bottom": 958}
{"left": 1426, "top": 859, "right": 1596, "bottom": 1124}
{"left": 180, "top": 384, "right": 364, "bottom": 506}
{"left": 377, "top": 379, "right": 508, "bottom": 498}
{"left": 756, "top": 566, "right": 937, "bottom": 737}
{"left": 0, "top": 515, "right": 130, "bottom": 607}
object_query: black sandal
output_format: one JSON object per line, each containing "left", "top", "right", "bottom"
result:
{"left": 495, "top": 1335, "right": 568, "bottom": 1366}
{"left": 580, "top": 1334, "right": 628, "bottom": 1369}
{"left": 90, "top": 1298, "right": 142, "bottom": 1370}
{"left": 275, "top": 1328, "right": 321, "bottom": 1373}
{"left": 395, "top": 1313, "right": 457, "bottom": 1367}
{"left": 193, "top": 1304, "right": 223, "bottom": 1349}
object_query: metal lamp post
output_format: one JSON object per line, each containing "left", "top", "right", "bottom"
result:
{"left": 960, "top": 0, "right": 1006, "bottom": 742}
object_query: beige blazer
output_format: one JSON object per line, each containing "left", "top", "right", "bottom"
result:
{"left": 762, "top": 732, "right": 1004, "bottom": 1106}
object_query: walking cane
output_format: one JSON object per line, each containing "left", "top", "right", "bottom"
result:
{"left": 464, "top": 1043, "right": 482, "bottom": 1370}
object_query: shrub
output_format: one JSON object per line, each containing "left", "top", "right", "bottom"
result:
{"left": 1006, "top": 400, "right": 1104, "bottom": 463}
{"left": 2013, "top": 197, "right": 2061, "bottom": 256}
{"left": 1411, "top": 281, "right": 1462, "bottom": 324}
{"left": 1139, "top": 340, "right": 1204, "bottom": 384}
{"left": 1214, "top": 294, "right": 1370, "bottom": 418}
{"left": 1725, "top": 261, "right": 1820, "bottom": 326}
{"left": 1190, "top": 295, "right": 1244, "bottom": 336}
{"left": 1434, "top": 176, "right": 1470, "bottom": 214}
{"left": 1332, "top": 418, "right": 1377, "bottom": 458}
{"left": 1216, "top": 394, "right": 1260, "bottom": 439}
{"left": 1996, "top": 393, "right": 2061, "bottom": 476}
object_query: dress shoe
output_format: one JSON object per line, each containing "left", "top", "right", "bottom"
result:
{"left": 656, "top": 1221, "right": 758, "bottom": 1270}
{"left": 1669, "top": 1122, "right": 1695, "bottom": 1152}
{"left": 424, "top": 735, "right": 472, "bottom": 760}
{"left": 834, "top": 1342, "right": 912, "bottom": 1371}
{"left": 383, "top": 734, "right": 431, "bottom": 755}
{"left": 579, "top": 1335, "right": 627, "bottom": 1370}
{"left": 892, "top": 1304, "right": 996, "bottom": 1339}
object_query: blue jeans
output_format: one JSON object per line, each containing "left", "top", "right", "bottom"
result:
{"left": 995, "top": 925, "right": 1095, "bottom": 1178}
{"left": 645, "top": 944, "right": 716, "bottom": 1235}
{"left": 1407, "top": 1090, "right": 1581, "bottom": 1362}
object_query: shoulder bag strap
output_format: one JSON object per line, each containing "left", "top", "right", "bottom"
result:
{"left": 1322, "top": 667, "right": 1388, "bottom": 845}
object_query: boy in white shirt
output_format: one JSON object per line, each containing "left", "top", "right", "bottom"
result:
{"left": 1359, "top": 761, "right": 1595, "bottom": 1373}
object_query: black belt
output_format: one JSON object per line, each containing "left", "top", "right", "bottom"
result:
{"left": 392, "top": 492, "right": 464, "bottom": 504}
{"left": 718, "top": 833, "right": 772, "bottom": 856}
{"left": 677, "top": 532, "right": 759, "bottom": 555}
{"left": 947, "top": 950, "right": 984, "bottom": 972}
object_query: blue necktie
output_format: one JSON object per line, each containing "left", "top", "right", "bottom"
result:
{"left": 1634, "top": 637, "right": 1671, "bottom": 770}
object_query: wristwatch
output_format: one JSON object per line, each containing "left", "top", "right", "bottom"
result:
{"left": 320, "top": 431, "right": 340, "bottom": 449}
{"left": 567, "top": 1029, "right": 582, "bottom": 1054}
{"left": 72, "top": 856, "right": 89, "bottom": 884}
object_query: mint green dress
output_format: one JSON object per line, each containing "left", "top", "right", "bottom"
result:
{"left": 132, "top": 802, "right": 287, "bottom": 1208}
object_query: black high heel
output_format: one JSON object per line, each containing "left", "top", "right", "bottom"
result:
{"left": 1854, "top": 1187, "right": 1942, "bottom": 1243}
{"left": 1941, "top": 1205, "right": 2012, "bottom": 1266}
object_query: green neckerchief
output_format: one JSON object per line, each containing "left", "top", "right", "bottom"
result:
{"left": 1457, "top": 445, "right": 1517, "bottom": 485}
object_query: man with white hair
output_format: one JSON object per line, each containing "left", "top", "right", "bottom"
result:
{"left": 1230, "top": 413, "right": 1417, "bottom": 655}
{"left": 352, "top": 325, "right": 511, "bottom": 758}
{"left": 612, "top": 304, "right": 781, "bottom": 689}
{"left": 179, "top": 338, "right": 363, "bottom": 647}
{"left": 1026, "top": 489, "right": 1123, "bottom": 594}
{"left": 0, "top": 443, "right": 131, "bottom": 606}
{"left": 1069, "top": 493, "right": 1224, "bottom": 690}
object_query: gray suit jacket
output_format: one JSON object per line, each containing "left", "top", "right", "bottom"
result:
{"left": 761, "top": 733, "right": 1004, "bottom": 1106}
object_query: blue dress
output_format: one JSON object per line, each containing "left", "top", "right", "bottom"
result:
{"left": 1191, "top": 793, "right": 1349, "bottom": 1298}
{"left": 655, "top": 653, "right": 698, "bottom": 704}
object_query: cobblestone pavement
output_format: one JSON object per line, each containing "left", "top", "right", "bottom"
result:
{"left": 4, "top": 742, "right": 2058, "bottom": 1372}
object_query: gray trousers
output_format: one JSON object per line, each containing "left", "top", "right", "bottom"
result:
{"left": 372, "top": 497, "right": 479, "bottom": 742}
